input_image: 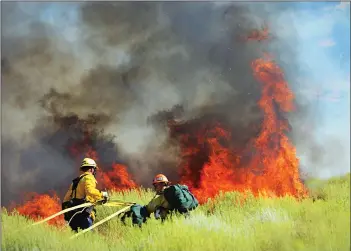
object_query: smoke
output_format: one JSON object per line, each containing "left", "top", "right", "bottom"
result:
{"left": 2, "top": 2, "right": 314, "bottom": 206}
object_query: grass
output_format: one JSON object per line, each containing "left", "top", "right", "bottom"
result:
{"left": 2, "top": 173, "right": 350, "bottom": 251}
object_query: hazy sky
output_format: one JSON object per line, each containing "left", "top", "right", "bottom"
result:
{"left": 289, "top": 2, "right": 350, "bottom": 178}
{"left": 7, "top": 2, "right": 351, "bottom": 179}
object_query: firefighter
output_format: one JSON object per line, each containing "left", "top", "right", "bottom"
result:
{"left": 62, "top": 157, "right": 109, "bottom": 232}
{"left": 145, "top": 174, "right": 198, "bottom": 220}
{"left": 121, "top": 174, "right": 198, "bottom": 227}
{"left": 145, "top": 174, "right": 172, "bottom": 220}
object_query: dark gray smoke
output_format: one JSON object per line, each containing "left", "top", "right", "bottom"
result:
{"left": 2, "top": 2, "right": 310, "bottom": 206}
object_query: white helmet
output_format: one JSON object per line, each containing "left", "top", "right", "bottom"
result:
{"left": 80, "top": 157, "right": 98, "bottom": 170}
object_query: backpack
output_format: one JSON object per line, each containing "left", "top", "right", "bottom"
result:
{"left": 61, "top": 174, "right": 94, "bottom": 222}
{"left": 163, "top": 184, "right": 199, "bottom": 214}
{"left": 121, "top": 204, "right": 149, "bottom": 227}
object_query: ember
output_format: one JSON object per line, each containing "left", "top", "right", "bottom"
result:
{"left": 239, "top": 23, "right": 270, "bottom": 42}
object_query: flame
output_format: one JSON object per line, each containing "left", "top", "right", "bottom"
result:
{"left": 68, "top": 131, "right": 137, "bottom": 191}
{"left": 172, "top": 56, "right": 308, "bottom": 203}
{"left": 14, "top": 192, "right": 64, "bottom": 226}
{"left": 100, "top": 163, "right": 137, "bottom": 191}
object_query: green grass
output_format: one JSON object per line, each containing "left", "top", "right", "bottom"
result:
{"left": 2, "top": 174, "right": 350, "bottom": 251}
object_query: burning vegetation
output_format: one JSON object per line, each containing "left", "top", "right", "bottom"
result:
{"left": 2, "top": 2, "right": 309, "bottom": 226}
{"left": 167, "top": 57, "right": 308, "bottom": 203}
{"left": 14, "top": 192, "right": 65, "bottom": 226}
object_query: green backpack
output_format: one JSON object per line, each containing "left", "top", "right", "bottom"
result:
{"left": 163, "top": 184, "right": 199, "bottom": 214}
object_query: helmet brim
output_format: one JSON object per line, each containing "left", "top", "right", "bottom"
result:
{"left": 153, "top": 181, "right": 168, "bottom": 185}
{"left": 80, "top": 165, "right": 99, "bottom": 170}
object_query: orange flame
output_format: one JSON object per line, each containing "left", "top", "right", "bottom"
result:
{"left": 100, "top": 163, "right": 137, "bottom": 191}
{"left": 68, "top": 131, "right": 137, "bottom": 191}
{"left": 173, "top": 56, "right": 308, "bottom": 204}
{"left": 14, "top": 192, "right": 64, "bottom": 226}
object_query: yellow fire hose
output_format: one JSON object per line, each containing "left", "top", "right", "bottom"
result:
{"left": 31, "top": 202, "right": 94, "bottom": 226}
{"left": 103, "top": 201, "right": 135, "bottom": 207}
{"left": 103, "top": 199, "right": 136, "bottom": 206}
{"left": 70, "top": 205, "right": 132, "bottom": 239}
{"left": 9, "top": 202, "right": 94, "bottom": 234}
{"left": 8, "top": 199, "right": 136, "bottom": 236}
{"left": 29, "top": 199, "right": 135, "bottom": 227}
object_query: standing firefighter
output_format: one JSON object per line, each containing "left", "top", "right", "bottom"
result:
{"left": 62, "top": 157, "right": 109, "bottom": 232}
{"left": 122, "top": 174, "right": 198, "bottom": 227}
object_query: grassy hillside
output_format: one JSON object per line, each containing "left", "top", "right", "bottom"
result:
{"left": 2, "top": 174, "right": 350, "bottom": 251}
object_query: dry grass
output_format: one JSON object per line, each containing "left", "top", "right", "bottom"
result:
{"left": 2, "top": 174, "right": 350, "bottom": 251}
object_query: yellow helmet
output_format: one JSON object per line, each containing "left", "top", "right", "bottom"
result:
{"left": 80, "top": 157, "right": 99, "bottom": 170}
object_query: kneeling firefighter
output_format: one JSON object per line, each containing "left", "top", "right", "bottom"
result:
{"left": 62, "top": 157, "right": 109, "bottom": 232}
{"left": 122, "top": 174, "right": 199, "bottom": 227}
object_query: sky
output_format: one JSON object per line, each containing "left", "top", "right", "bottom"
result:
{"left": 8, "top": 1, "right": 351, "bottom": 179}
{"left": 286, "top": 2, "right": 350, "bottom": 178}
{"left": 290, "top": 2, "right": 350, "bottom": 125}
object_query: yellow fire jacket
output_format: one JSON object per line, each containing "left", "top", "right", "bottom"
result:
{"left": 145, "top": 193, "right": 171, "bottom": 219}
{"left": 63, "top": 172, "right": 104, "bottom": 220}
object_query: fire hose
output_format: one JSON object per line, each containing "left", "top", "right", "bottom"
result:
{"left": 31, "top": 202, "right": 94, "bottom": 226}
{"left": 67, "top": 200, "right": 137, "bottom": 239}
{"left": 11, "top": 199, "right": 136, "bottom": 235}
{"left": 32, "top": 199, "right": 135, "bottom": 226}
{"left": 69, "top": 205, "right": 132, "bottom": 239}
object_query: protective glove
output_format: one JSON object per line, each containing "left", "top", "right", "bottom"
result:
{"left": 154, "top": 208, "right": 161, "bottom": 220}
{"left": 154, "top": 206, "right": 165, "bottom": 220}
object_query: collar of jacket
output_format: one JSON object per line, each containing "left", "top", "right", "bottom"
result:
{"left": 79, "top": 171, "right": 98, "bottom": 184}
{"left": 80, "top": 171, "right": 91, "bottom": 176}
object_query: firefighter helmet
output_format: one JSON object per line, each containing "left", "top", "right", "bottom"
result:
{"left": 152, "top": 174, "right": 169, "bottom": 185}
{"left": 80, "top": 157, "right": 99, "bottom": 170}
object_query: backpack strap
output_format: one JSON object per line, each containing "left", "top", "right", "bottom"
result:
{"left": 70, "top": 174, "right": 88, "bottom": 199}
